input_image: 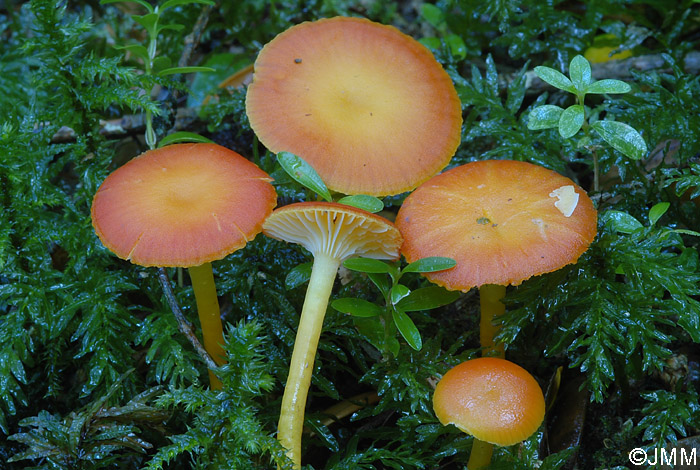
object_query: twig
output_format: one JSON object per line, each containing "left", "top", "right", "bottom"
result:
{"left": 318, "top": 391, "right": 379, "bottom": 427}
{"left": 177, "top": 3, "right": 215, "bottom": 69}
{"left": 48, "top": 107, "right": 201, "bottom": 143}
{"left": 157, "top": 267, "right": 219, "bottom": 371}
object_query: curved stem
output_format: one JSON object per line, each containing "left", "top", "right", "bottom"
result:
{"left": 158, "top": 268, "right": 218, "bottom": 371}
{"left": 478, "top": 284, "right": 506, "bottom": 358}
{"left": 467, "top": 438, "right": 494, "bottom": 470}
{"left": 188, "top": 262, "right": 226, "bottom": 390}
{"left": 278, "top": 252, "right": 340, "bottom": 468}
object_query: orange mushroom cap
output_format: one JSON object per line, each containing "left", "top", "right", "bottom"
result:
{"left": 246, "top": 16, "right": 462, "bottom": 197}
{"left": 91, "top": 143, "right": 277, "bottom": 267}
{"left": 396, "top": 160, "right": 597, "bottom": 289}
{"left": 262, "top": 201, "right": 402, "bottom": 261}
{"left": 433, "top": 357, "right": 545, "bottom": 446}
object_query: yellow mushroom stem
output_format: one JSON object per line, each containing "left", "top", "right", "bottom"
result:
{"left": 478, "top": 284, "right": 506, "bottom": 358}
{"left": 472, "top": 283, "right": 506, "bottom": 467}
{"left": 468, "top": 438, "right": 495, "bottom": 470}
{"left": 188, "top": 262, "right": 226, "bottom": 390}
{"left": 278, "top": 251, "right": 341, "bottom": 468}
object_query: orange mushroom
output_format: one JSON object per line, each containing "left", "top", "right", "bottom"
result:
{"left": 397, "top": 159, "right": 596, "bottom": 466}
{"left": 263, "top": 202, "right": 402, "bottom": 468}
{"left": 246, "top": 16, "right": 462, "bottom": 197}
{"left": 91, "top": 143, "right": 277, "bottom": 389}
{"left": 433, "top": 357, "right": 545, "bottom": 469}
{"left": 397, "top": 159, "right": 597, "bottom": 354}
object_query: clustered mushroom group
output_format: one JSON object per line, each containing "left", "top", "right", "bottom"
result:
{"left": 90, "top": 15, "right": 597, "bottom": 470}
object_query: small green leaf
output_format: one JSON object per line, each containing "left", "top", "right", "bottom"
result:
{"left": 161, "top": 0, "right": 215, "bottom": 11}
{"left": 304, "top": 418, "right": 339, "bottom": 452}
{"left": 285, "top": 262, "right": 312, "bottom": 290}
{"left": 396, "top": 286, "right": 460, "bottom": 312}
{"left": 156, "top": 23, "right": 185, "bottom": 34}
{"left": 343, "top": 258, "right": 392, "bottom": 273}
{"left": 648, "top": 202, "right": 670, "bottom": 226}
{"left": 157, "top": 131, "right": 213, "bottom": 147}
{"left": 133, "top": 13, "right": 159, "bottom": 36}
{"left": 506, "top": 63, "right": 528, "bottom": 114}
{"left": 558, "top": 105, "right": 585, "bottom": 138}
{"left": 337, "top": 195, "right": 383, "bottom": 213}
{"left": 392, "top": 308, "right": 422, "bottom": 350}
{"left": 419, "top": 37, "right": 442, "bottom": 51}
{"left": 403, "top": 257, "right": 456, "bottom": 273}
{"left": 603, "top": 210, "right": 643, "bottom": 234}
{"left": 158, "top": 66, "right": 215, "bottom": 77}
{"left": 673, "top": 229, "right": 700, "bottom": 236}
{"left": 420, "top": 3, "right": 445, "bottom": 28}
{"left": 367, "top": 272, "right": 391, "bottom": 296}
{"left": 534, "top": 66, "right": 575, "bottom": 93}
{"left": 101, "top": 0, "right": 153, "bottom": 13}
{"left": 527, "top": 105, "right": 564, "bottom": 130}
{"left": 113, "top": 44, "right": 149, "bottom": 62}
{"left": 591, "top": 121, "right": 647, "bottom": 160}
{"left": 390, "top": 285, "right": 410, "bottom": 305}
{"left": 277, "top": 152, "right": 332, "bottom": 202}
{"left": 445, "top": 34, "right": 467, "bottom": 60}
{"left": 569, "top": 55, "right": 592, "bottom": 91}
{"left": 152, "top": 56, "right": 172, "bottom": 74}
{"left": 585, "top": 79, "right": 631, "bottom": 94}
{"left": 484, "top": 55, "right": 499, "bottom": 96}
{"left": 354, "top": 317, "right": 400, "bottom": 356}
{"left": 332, "top": 298, "right": 383, "bottom": 317}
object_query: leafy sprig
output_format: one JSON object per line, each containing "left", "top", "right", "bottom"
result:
{"left": 529, "top": 55, "right": 645, "bottom": 155}
{"left": 528, "top": 54, "right": 647, "bottom": 191}
{"left": 102, "top": 0, "right": 215, "bottom": 148}
{"left": 332, "top": 257, "right": 459, "bottom": 355}
{"left": 452, "top": 54, "right": 570, "bottom": 174}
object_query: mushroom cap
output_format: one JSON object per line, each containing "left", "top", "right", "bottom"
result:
{"left": 396, "top": 160, "right": 597, "bottom": 289}
{"left": 91, "top": 143, "right": 277, "bottom": 267}
{"left": 433, "top": 357, "right": 545, "bottom": 446}
{"left": 246, "top": 16, "right": 462, "bottom": 197}
{"left": 262, "top": 201, "right": 402, "bottom": 261}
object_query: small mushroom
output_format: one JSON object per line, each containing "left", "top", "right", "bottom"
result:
{"left": 91, "top": 143, "right": 277, "bottom": 389}
{"left": 433, "top": 357, "right": 545, "bottom": 469}
{"left": 262, "top": 201, "right": 402, "bottom": 468}
{"left": 246, "top": 16, "right": 462, "bottom": 197}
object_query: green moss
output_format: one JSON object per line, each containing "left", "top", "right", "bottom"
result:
{"left": 2, "top": 0, "right": 700, "bottom": 468}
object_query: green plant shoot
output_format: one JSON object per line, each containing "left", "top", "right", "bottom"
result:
{"left": 528, "top": 54, "right": 648, "bottom": 191}
{"left": 333, "top": 257, "right": 459, "bottom": 354}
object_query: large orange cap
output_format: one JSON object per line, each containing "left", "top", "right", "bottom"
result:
{"left": 433, "top": 357, "right": 545, "bottom": 446}
{"left": 91, "top": 143, "right": 277, "bottom": 267}
{"left": 246, "top": 16, "right": 462, "bottom": 197}
{"left": 262, "top": 201, "right": 402, "bottom": 261}
{"left": 396, "top": 160, "right": 597, "bottom": 289}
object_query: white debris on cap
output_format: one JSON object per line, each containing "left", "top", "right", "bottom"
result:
{"left": 549, "top": 185, "right": 579, "bottom": 217}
